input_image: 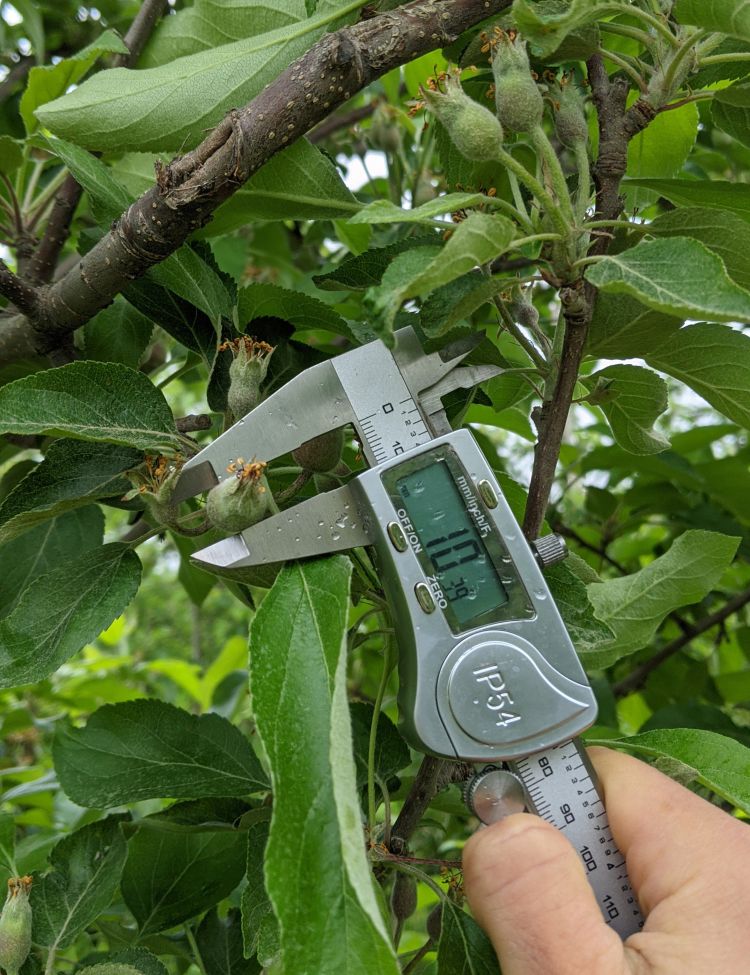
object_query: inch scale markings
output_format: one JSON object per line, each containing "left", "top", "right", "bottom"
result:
{"left": 511, "top": 738, "right": 643, "bottom": 938}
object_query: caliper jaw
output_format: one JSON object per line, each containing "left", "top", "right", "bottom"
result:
{"left": 173, "top": 360, "right": 353, "bottom": 504}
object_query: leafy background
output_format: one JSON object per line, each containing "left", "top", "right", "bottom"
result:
{"left": 1, "top": 0, "right": 750, "bottom": 973}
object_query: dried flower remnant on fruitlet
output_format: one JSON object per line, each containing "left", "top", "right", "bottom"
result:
{"left": 219, "top": 336, "right": 275, "bottom": 420}
{"left": 0, "top": 877, "right": 32, "bottom": 975}
{"left": 419, "top": 68, "right": 504, "bottom": 162}
{"left": 123, "top": 454, "right": 184, "bottom": 524}
{"left": 206, "top": 457, "right": 272, "bottom": 533}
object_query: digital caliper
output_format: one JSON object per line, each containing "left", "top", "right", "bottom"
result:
{"left": 174, "top": 326, "right": 643, "bottom": 939}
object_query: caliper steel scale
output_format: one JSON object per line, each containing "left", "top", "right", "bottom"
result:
{"left": 176, "top": 327, "right": 643, "bottom": 939}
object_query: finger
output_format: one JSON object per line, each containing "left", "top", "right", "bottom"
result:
{"left": 463, "top": 812, "right": 625, "bottom": 975}
{"left": 587, "top": 745, "right": 750, "bottom": 918}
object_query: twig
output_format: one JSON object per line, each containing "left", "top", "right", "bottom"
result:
{"left": 1, "top": 0, "right": 513, "bottom": 362}
{"left": 308, "top": 102, "right": 375, "bottom": 142}
{"left": 114, "top": 0, "right": 169, "bottom": 67}
{"left": 612, "top": 587, "right": 750, "bottom": 698}
{"left": 26, "top": 174, "right": 84, "bottom": 285}
{"left": 0, "top": 55, "right": 34, "bottom": 106}
{"left": 175, "top": 413, "right": 213, "bottom": 433}
{"left": 521, "top": 58, "right": 656, "bottom": 540}
{"left": 0, "top": 259, "right": 39, "bottom": 316}
{"left": 26, "top": 0, "right": 169, "bottom": 288}
{"left": 391, "top": 757, "right": 471, "bottom": 851}
{"left": 402, "top": 938, "right": 435, "bottom": 974}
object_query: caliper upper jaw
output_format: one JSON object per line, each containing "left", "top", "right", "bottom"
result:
{"left": 391, "top": 328, "right": 503, "bottom": 436}
{"left": 173, "top": 360, "right": 354, "bottom": 503}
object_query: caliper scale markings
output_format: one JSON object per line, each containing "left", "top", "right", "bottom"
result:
{"left": 511, "top": 739, "right": 642, "bottom": 938}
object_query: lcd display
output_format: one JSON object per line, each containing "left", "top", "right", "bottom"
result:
{"left": 396, "top": 460, "right": 509, "bottom": 630}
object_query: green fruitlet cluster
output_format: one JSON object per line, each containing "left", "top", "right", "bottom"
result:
{"left": 0, "top": 877, "right": 32, "bottom": 975}
{"left": 206, "top": 457, "right": 272, "bottom": 533}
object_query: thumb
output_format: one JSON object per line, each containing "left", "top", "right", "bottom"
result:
{"left": 462, "top": 813, "right": 625, "bottom": 975}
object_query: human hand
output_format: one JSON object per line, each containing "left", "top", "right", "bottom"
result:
{"left": 462, "top": 745, "right": 750, "bottom": 974}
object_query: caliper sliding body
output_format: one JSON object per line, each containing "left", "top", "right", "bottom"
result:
{"left": 175, "top": 327, "right": 643, "bottom": 939}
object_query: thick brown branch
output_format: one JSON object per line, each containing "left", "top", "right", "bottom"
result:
{"left": 0, "top": 260, "right": 39, "bottom": 317}
{"left": 612, "top": 587, "right": 750, "bottom": 698}
{"left": 3, "top": 0, "right": 508, "bottom": 360}
{"left": 522, "top": 57, "right": 656, "bottom": 539}
{"left": 0, "top": 55, "right": 34, "bottom": 106}
{"left": 26, "top": 0, "right": 170, "bottom": 288}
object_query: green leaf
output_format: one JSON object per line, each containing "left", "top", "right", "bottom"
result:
{"left": 31, "top": 817, "right": 128, "bottom": 950}
{"left": 141, "top": 0, "right": 327, "bottom": 67}
{"left": 365, "top": 246, "right": 441, "bottom": 343}
{"left": 584, "top": 237, "right": 750, "bottom": 322}
{"left": 237, "top": 283, "right": 348, "bottom": 335}
{"left": 648, "top": 207, "right": 750, "bottom": 292}
{"left": 0, "top": 812, "right": 15, "bottom": 885}
{"left": 121, "top": 800, "right": 247, "bottom": 934}
{"left": 625, "top": 101, "right": 699, "bottom": 208}
{"left": 45, "top": 135, "right": 132, "bottom": 222}
{"left": 583, "top": 365, "right": 670, "bottom": 455}
{"left": 248, "top": 558, "right": 399, "bottom": 975}
{"left": 0, "top": 544, "right": 141, "bottom": 687}
{"left": 408, "top": 213, "right": 515, "bottom": 298}
{"left": 209, "top": 139, "right": 359, "bottom": 229}
{"left": 196, "top": 908, "right": 260, "bottom": 975}
{"left": 675, "top": 0, "right": 750, "bottom": 41}
{"left": 713, "top": 80, "right": 750, "bottom": 149}
{"left": 0, "top": 441, "right": 141, "bottom": 546}
{"left": 587, "top": 293, "right": 682, "bottom": 359}
{"left": 36, "top": 2, "right": 365, "bottom": 153}
{"left": 313, "top": 238, "right": 438, "bottom": 292}
{"left": 420, "top": 273, "right": 510, "bottom": 339}
{"left": 546, "top": 560, "right": 616, "bottom": 656}
{"left": 123, "top": 281, "right": 218, "bottom": 367}
{"left": 0, "top": 506, "right": 103, "bottom": 616}
{"left": 149, "top": 245, "right": 234, "bottom": 327}
{"left": 21, "top": 29, "right": 128, "bottom": 132}
{"left": 53, "top": 698, "right": 268, "bottom": 807}
{"left": 366, "top": 215, "right": 513, "bottom": 342}
{"left": 241, "top": 820, "right": 272, "bottom": 960}
{"left": 84, "top": 298, "right": 154, "bottom": 368}
{"left": 586, "top": 530, "right": 740, "bottom": 667}
{"left": 641, "top": 703, "right": 750, "bottom": 749}
{"left": 594, "top": 730, "right": 750, "bottom": 814}
{"left": 437, "top": 901, "right": 500, "bottom": 975}
{"left": 348, "top": 193, "right": 494, "bottom": 225}
{"left": 645, "top": 322, "right": 750, "bottom": 429}
{"left": 349, "top": 702, "right": 410, "bottom": 789}
{"left": 0, "top": 361, "right": 183, "bottom": 453}
{"left": 107, "top": 948, "right": 169, "bottom": 975}
{"left": 0, "top": 137, "right": 23, "bottom": 177}
{"left": 511, "top": 0, "right": 614, "bottom": 56}
{"left": 624, "top": 179, "right": 750, "bottom": 222}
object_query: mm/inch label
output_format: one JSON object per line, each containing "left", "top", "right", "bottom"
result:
{"left": 510, "top": 739, "right": 644, "bottom": 939}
